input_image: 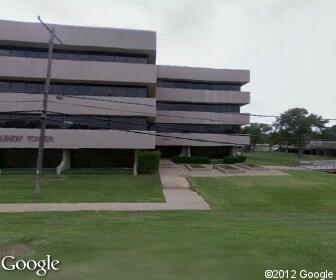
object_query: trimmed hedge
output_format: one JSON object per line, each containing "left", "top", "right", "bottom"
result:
{"left": 172, "top": 156, "right": 210, "bottom": 164}
{"left": 137, "top": 151, "right": 161, "bottom": 174}
{"left": 223, "top": 156, "right": 246, "bottom": 164}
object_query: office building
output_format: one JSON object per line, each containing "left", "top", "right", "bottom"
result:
{"left": 0, "top": 19, "right": 250, "bottom": 172}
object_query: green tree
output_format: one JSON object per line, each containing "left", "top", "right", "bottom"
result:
{"left": 318, "top": 125, "right": 336, "bottom": 140}
{"left": 273, "top": 108, "right": 328, "bottom": 154}
{"left": 241, "top": 123, "right": 272, "bottom": 150}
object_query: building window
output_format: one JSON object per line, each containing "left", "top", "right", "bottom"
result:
{"left": 157, "top": 102, "right": 240, "bottom": 113}
{"left": 0, "top": 80, "right": 148, "bottom": 98}
{"left": 0, "top": 114, "right": 149, "bottom": 131}
{"left": 157, "top": 79, "right": 241, "bottom": 91}
{"left": 0, "top": 82, "right": 11, "bottom": 92}
{"left": 155, "top": 123, "right": 240, "bottom": 134}
{"left": 0, "top": 46, "right": 149, "bottom": 64}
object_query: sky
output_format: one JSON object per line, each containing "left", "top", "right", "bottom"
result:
{"left": 0, "top": 0, "right": 335, "bottom": 126}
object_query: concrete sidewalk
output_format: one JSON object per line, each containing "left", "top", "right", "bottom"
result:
{"left": 0, "top": 160, "right": 293, "bottom": 213}
{"left": 0, "top": 176, "right": 210, "bottom": 213}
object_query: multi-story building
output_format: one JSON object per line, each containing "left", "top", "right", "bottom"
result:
{"left": 156, "top": 65, "right": 250, "bottom": 157}
{"left": 0, "top": 19, "right": 250, "bottom": 173}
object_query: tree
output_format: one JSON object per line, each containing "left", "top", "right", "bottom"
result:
{"left": 241, "top": 123, "right": 272, "bottom": 150}
{"left": 273, "top": 108, "right": 328, "bottom": 154}
{"left": 318, "top": 125, "right": 336, "bottom": 140}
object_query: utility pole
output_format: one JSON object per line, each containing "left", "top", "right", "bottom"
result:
{"left": 34, "top": 16, "right": 63, "bottom": 196}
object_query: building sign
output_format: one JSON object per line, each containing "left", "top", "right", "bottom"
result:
{"left": 0, "top": 135, "right": 54, "bottom": 143}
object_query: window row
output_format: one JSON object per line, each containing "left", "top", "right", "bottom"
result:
{"left": 0, "top": 81, "right": 148, "bottom": 97}
{"left": 0, "top": 46, "right": 149, "bottom": 64}
{"left": 157, "top": 79, "right": 241, "bottom": 91}
{"left": 157, "top": 102, "right": 240, "bottom": 113}
{"left": 155, "top": 123, "right": 240, "bottom": 134}
{"left": 0, "top": 114, "right": 149, "bottom": 130}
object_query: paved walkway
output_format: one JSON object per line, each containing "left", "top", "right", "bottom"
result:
{"left": 159, "top": 160, "right": 288, "bottom": 177}
{"left": 0, "top": 173, "right": 210, "bottom": 213}
{"left": 0, "top": 160, "right": 293, "bottom": 213}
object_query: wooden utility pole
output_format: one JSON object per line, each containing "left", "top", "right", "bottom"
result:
{"left": 34, "top": 16, "right": 63, "bottom": 196}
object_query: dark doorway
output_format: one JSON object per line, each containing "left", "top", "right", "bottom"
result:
{"left": 191, "top": 146, "right": 232, "bottom": 158}
{"left": 70, "top": 149, "right": 134, "bottom": 168}
{"left": 157, "top": 146, "right": 182, "bottom": 158}
{"left": 0, "top": 149, "right": 62, "bottom": 168}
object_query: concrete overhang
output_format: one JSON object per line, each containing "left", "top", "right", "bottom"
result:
{"left": 157, "top": 65, "right": 249, "bottom": 85}
{"left": 0, "top": 19, "right": 156, "bottom": 63}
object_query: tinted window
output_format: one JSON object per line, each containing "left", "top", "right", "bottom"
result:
{"left": 157, "top": 102, "right": 240, "bottom": 113}
{"left": 136, "top": 88, "right": 147, "bottom": 97}
{"left": 0, "top": 114, "right": 149, "bottom": 130}
{"left": 0, "top": 49, "right": 11, "bottom": 56}
{"left": 26, "top": 83, "right": 42, "bottom": 94}
{"left": 156, "top": 123, "right": 240, "bottom": 134}
{"left": 12, "top": 82, "right": 26, "bottom": 92}
{"left": 0, "top": 46, "right": 149, "bottom": 64}
{"left": 0, "top": 81, "right": 148, "bottom": 97}
{"left": 157, "top": 79, "right": 241, "bottom": 91}
{"left": 0, "top": 82, "right": 11, "bottom": 91}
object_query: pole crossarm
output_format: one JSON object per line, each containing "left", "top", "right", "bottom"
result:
{"left": 37, "top": 16, "right": 63, "bottom": 44}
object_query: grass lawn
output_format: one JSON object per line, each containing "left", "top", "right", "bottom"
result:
{"left": 0, "top": 174, "right": 164, "bottom": 203}
{"left": 246, "top": 151, "right": 335, "bottom": 166}
{"left": 0, "top": 171, "right": 336, "bottom": 279}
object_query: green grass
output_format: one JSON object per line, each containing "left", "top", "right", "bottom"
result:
{"left": 63, "top": 168, "right": 133, "bottom": 175}
{"left": 246, "top": 151, "right": 335, "bottom": 166}
{"left": 0, "top": 174, "right": 164, "bottom": 203}
{"left": 0, "top": 171, "right": 336, "bottom": 279}
{"left": 0, "top": 168, "right": 56, "bottom": 175}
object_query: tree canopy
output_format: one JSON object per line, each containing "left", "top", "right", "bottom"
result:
{"left": 273, "top": 108, "right": 328, "bottom": 149}
{"left": 241, "top": 123, "right": 272, "bottom": 149}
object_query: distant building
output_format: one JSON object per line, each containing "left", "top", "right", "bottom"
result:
{"left": 0, "top": 19, "right": 250, "bottom": 172}
{"left": 306, "top": 141, "right": 336, "bottom": 156}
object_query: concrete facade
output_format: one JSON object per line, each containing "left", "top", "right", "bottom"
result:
{"left": 155, "top": 65, "right": 249, "bottom": 150}
{"left": 0, "top": 19, "right": 250, "bottom": 169}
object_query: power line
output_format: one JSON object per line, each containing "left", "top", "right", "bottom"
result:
{"left": 1, "top": 97, "right": 335, "bottom": 121}
{"left": 65, "top": 95, "right": 155, "bottom": 107}
{"left": 35, "top": 110, "right": 336, "bottom": 142}
{"left": 43, "top": 113, "right": 243, "bottom": 146}
{"left": 1, "top": 110, "right": 336, "bottom": 142}
{"left": 47, "top": 100, "right": 250, "bottom": 123}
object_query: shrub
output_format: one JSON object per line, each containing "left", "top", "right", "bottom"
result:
{"left": 222, "top": 156, "right": 238, "bottom": 164}
{"left": 137, "top": 151, "right": 161, "bottom": 174}
{"left": 236, "top": 156, "right": 246, "bottom": 163}
{"left": 223, "top": 155, "right": 246, "bottom": 164}
{"left": 172, "top": 156, "right": 210, "bottom": 164}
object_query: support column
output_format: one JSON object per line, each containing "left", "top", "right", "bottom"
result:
{"left": 133, "top": 149, "right": 139, "bottom": 176}
{"left": 187, "top": 145, "right": 191, "bottom": 157}
{"left": 180, "top": 146, "right": 191, "bottom": 157}
{"left": 56, "top": 149, "right": 71, "bottom": 175}
{"left": 230, "top": 146, "right": 240, "bottom": 157}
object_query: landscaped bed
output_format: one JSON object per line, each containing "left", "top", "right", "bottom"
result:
{"left": 0, "top": 174, "right": 164, "bottom": 203}
{"left": 236, "top": 163, "right": 266, "bottom": 170}
{"left": 215, "top": 164, "right": 245, "bottom": 173}
{"left": 0, "top": 171, "right": 335, "bottom": 279}
{"left": 189, "top": 164, "right": 205, "bottom": 169}
{"left": 185, "top": 163, "right": 211, "bottom": 171}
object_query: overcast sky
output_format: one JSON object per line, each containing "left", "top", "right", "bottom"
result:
{"left": 1, "top": 0, "right": 335, "bottom": 125}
